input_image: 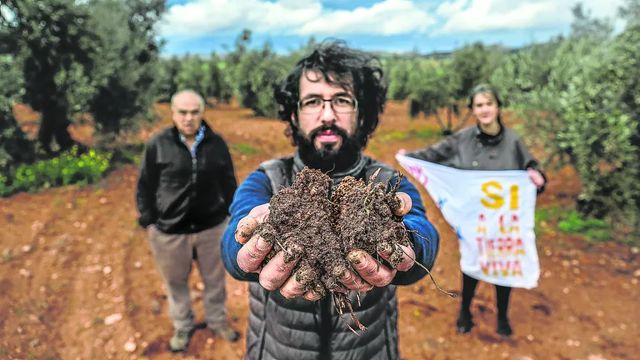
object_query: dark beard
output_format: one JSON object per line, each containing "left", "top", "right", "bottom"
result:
{"left": 296, "top": 124, "right": 362, "bottom": 173}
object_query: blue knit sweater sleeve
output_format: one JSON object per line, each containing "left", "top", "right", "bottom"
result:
{"left": 221, "top": 170, "right": 272, "bottom": 281}
{"left": 392, "top": 176, "right": 440, "bottom": 285}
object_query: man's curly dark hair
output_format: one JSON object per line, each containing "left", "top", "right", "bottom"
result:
{"left": 274, "top": 40, "right": 387, "bottom": 148}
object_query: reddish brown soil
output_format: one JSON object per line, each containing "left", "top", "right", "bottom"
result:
{"left": 1, "top": 101, "right": 638, "bottom": 359}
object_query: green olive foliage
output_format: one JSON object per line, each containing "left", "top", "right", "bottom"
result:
{"left": 0, "top": 0, "right": 164, "bottom": 152}
{"left": 0, "top": 55, "right": 34, "bottom": 176}
{"left": 491, "top": 2, "right": 640, "bottom": 233}
{"left": 87, "top": 0, "right": 165, "bottom": 135}
{"left": 385, "top": 43, "right": 503, "bottom": 134}
{"left": 1, "top": 0, "right": 96, "bottom": 154}
{"left": 159, "top": 54, "right": 233, "bottom": 105}
{"left": 226, "top": 31, "right": 291, "bottom": 117}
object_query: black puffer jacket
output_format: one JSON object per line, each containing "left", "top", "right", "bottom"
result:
{"left": 246, "top": 155, "right": 401, "bottom": 360}
{"left": 136, "top": 123, "right": 236, "bottom": 234}
{"left": 247, "top": 283, "right": 399, "bottom": 360}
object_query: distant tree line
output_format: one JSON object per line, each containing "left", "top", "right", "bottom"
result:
{"left": 155, "top": 29, "right": 303, "bottom": 117}
{"left": 0, "top": 0, "right": 638, "bottom": 233}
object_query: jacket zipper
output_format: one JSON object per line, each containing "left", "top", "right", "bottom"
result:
{"left": 319, "top": 296, "right": 332, "bottom": 359}
{"left": 191, "top": 156, "right": 197, "bottom": 185}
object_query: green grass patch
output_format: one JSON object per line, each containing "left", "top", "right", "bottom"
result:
{"left": 536, "top": 205, "right": 636, "bottom": 245}
{"left": 230, "top": 143, "right": 259, "bottom": 155}
{"left": 1, "top": 146, "right": 111, "bottom": 197}
{"left": 412, "top": 128, "right": 441, "bottom": 140}
{"left": 377, "top": 128, "right": 441, "bottom": 143}
{"left": 535, "top": 205, "right": 562, "bottom": 235}
{"left": 378, "top": 130, "right": 408, "bottom": 142}
{"left": 535, "top": 205, "right": 563, "bottom": 223}
{"left": 557, "top": 210, "right": 612, "bottom": 242}
{"left": 0, "top": 174, "right": 8, "bottom": 196}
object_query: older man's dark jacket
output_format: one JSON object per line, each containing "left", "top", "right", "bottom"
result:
{"left": 136, "top": 122, "right": 236, "bottom": 234}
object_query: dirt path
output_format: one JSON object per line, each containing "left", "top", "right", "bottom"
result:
{"left": 0, "top": 102, "right": 638, "bottom": 359}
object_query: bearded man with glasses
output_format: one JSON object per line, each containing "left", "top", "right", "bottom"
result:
{"left": 221, "top": 41, "right": 440, "bottom": 360}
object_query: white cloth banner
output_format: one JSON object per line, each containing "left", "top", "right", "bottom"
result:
{"left": 396, "top": 154, "right": 540, "bottom": 289}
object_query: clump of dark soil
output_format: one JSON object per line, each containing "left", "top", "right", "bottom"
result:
{"left": 332, "top": 173, "right": 410, "bottom": 267}
{"left": 256, "top": 167, "right": 410, "bottom": 331}
{"left": 256, "top": 167, "right": 349, "bottom": 298}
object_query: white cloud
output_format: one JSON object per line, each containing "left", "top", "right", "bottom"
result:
{"left": 160, "top": 0, "right": 626, "bottom": 43}
{"left": 436, "top": 0, "right": 468, "bottom": 17}
{"left": 298, "top": 0, "right": 436, "bottom": 35}
{"left": 436, "top": 0, "right": 625, "bottom": 34}
{"left": 160, "top": 0, "right": 436, "bottom": 37}
{"left": 159, "top": 0, "right": 322, "bottom": 36}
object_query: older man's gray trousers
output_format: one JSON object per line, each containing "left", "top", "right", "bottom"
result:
{"left": 148, "top": 219, "right": 228, "bottom": 331}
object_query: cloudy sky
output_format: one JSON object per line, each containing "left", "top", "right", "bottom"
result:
{"left": 160, "top": 0, "right": 624, "bottom": 55}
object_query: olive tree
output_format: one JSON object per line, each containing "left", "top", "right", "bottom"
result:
{"left": 1, "top": 0, "right": 96, "bottom": 154}
{"left": 87, "top": 0, "right": 164, "bottom": 135}
{"left": 0, "top": 55, "right": 34, "bottom": 175}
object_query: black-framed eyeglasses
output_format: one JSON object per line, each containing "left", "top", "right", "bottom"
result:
{"left": 297, "top": 95, "right": 358, "bottom": 115}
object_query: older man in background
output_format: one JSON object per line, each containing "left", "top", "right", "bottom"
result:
{"left": 136, "top": 90, "right": 239, "bottom": 352}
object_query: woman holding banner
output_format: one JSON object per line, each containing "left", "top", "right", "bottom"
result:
{"left": 402, "top": 84, "right": 546, "bottom": 337}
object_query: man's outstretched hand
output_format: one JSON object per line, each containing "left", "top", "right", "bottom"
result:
{"left": 235, "top": 204, "right": 321, "bottom": 300}
{"left": 236, "top": 192, "right": 415, "bottom": 299}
